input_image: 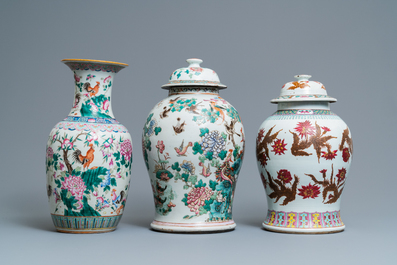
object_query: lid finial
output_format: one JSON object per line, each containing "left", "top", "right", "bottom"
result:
{"left": 294, "top": 74, "right": 312, "bottom": 81}
{"left": 186, "top": 58, "right": 203, "bottom": 67}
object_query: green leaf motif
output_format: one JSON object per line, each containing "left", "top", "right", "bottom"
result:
{"left": 218, "top": 150, "right": 227, "bottom": 160}
{"left": 81, "top": 167, "right": 107, "bottom": 192}
{"left": 154, "top": 127, "right": 162, "bottom": 136}
{"left": 171, "top": 162, "right": 181, "bottom": 172}
{"left": 187, "top": 175, "right": 197, "bottom": 185}
{"left": 181, "top": 173, "right": 189, "bottom": 182}
{"left": 55, "top": 179, "right": 61, "bottom": 188}
{"left": 183, "top": 185, "right": 189, "bottom": 190}
{"left": 110, "top": 178, "right": 117, "bottom": 187}
{"left": 192, "top": 142, "right": 203, "bottom": 155}
{"left": 195, "top": 179, "right": 206, "bottom": 188}
{"left": 146, "top": 113, "right": 154, "bottom": 124}
{"left": 199, "top": 128, "right": 209, "bottom": 137}
{"left": 104, "top": 186, "right": 110, "bottom": 192}
{"left": 209, "top": 180, "right": 217, "bottom": 191}
{"left": 113, "top": 152, "right": 121, "bottom": 161}
{"left": 205, "top": 151, "right": 214, "bottom": 161}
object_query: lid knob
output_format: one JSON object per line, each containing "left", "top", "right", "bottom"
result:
{"left": 186, "top": 58, "right": 203, "bottom": 67}
{"left": 294, "top": 74, "right": 312, "bottom": 81}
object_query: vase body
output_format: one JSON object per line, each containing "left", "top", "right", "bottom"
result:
{"left": 256, "top": 75, "right": 353, "bottom": 234}
{"left": 143, "top": 59, "right": 245, "bottom": 232}
{"left": 46, "top": 59, "right": 132, "bottom": 233}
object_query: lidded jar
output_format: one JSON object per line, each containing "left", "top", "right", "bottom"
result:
{"left": 142, "top": 58, "right": 245, "bottom": 232}
{"left": 256, "top": 75, "right": 353, "bottom": 234}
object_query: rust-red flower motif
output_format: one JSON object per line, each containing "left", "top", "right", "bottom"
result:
{"left": 277, "top": 169, "right": 292, "bottom": 184}
{"left": 258, "top": 152, "right": 268, "bottom": 167}
{"left": 271, "top": 139, "right": 287, "bottom": 155}
{"left": 294, "top": 120, "right": 315, "bottom": 139}
{"left": 342, "top": 147, "right": 350, "bottom": 162}
{"left": 320, "top": 169, "right": 327, "bottom": 174}
{"left": 257, "top": 129, "right": 265, "bottom": 142}
{"left": 298, "top": 183, "right": 321, "bottom": 199}
{"left": 321, "top": 150, "right": 337, "bottom": 160}
{"left": 321, "top": 126, "right": 331, "bottom": 132}
{"left": 336, "top": 168, "right": 347, "bottom": 184}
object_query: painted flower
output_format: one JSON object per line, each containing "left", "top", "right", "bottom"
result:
{"left": 321, "top": 126, "right": 331, "bottom": 133}
{"left": 75, "top": 201, "right": 83, "bottom": 210}
{"left": 87, "top": 132, "right": 98, "bottom": 143}
{"left": 257, "top": 129, "right": 265, "bottom": 142}
{"left": 156, "top": 140, "right": 165, "bottom": 154}
{"left": 120, "top": 139, "right": 132, "bottom": 162}
{"left": 298, "top": 183, "right": 321, "bottom": 199}
{"left": 100, "top": 172, "right": 111, "bottom": 187}
{"left": 93, "top": 191, "right": 98, "bottom": 196}
{"left": 342, "top": 148, "right": 350, "bottom": 162}
{"left": 116, "top": 172, "right": 122, "bottom": 179}
{"left": 320, "top": 169, "right": 327, "bottom": 174}
{"left": 200, "top": 131, "right": 226, "bottom": 158}
{"left": 288, "top": 81, "right": 310, "bottom": 90}
{"left": 336, "top": 168, "right": 347, "bottom": 184}
{"left": 190, "top": 67, "right": 203, "bottom": 72}
{"left": 167, "top": 202, "right": 176, "bottom": 208}
{"left": 61, "top": 139, "right": 73, "bottom": 150}
{"left": 186, "top": 187, "right": 214, "bottom": 215}
{"left": 159, "top": 172, "right": 170, "bottom": 181}
{"left": 271, "top": 139, "right": 287, "bottom": 155}
{"left": 109, "top": 158, "right": 114, "bottom": 168}
{"left": 277, "top": 169, "right": 292, "bottom": 184}
{"left": 59, "top": 163, "right": 65, "bottom": 171}
{"left": 102, "top": 100, "right": 110, "bottom": 111}
{"left": 321, "top": 150, "right": 337, "bottom": 160}
{"left": 104, "top": 137, "right": 114, "bottom": 148}
{"left": 46, "top": 147, "right": 54, "bottom": 158}
{"left": 74, "top": 73, "right": 80, "bottom": 82}
{"left": 181, "top": 160, "right": 195, "bottom": 175}
{"left": 294, "top": 120, "right": 315, "bottom": 139}
{"left": 61, "top": 175, "right": 86, "bottom": 201}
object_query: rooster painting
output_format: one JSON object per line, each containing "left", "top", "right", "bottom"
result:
{"left": 72, "top": 143, "right": 95, "bottom": 171}
{"left": 83, "top": 81, "right": 100, "bottom": 97}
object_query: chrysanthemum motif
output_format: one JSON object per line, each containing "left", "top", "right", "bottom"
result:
{"left": 61, "top": 175, "right": 86, "bottom": 201}
{"left": 294, "top": 120, "right": 315, "bottom": 139}
{"left": 342, "top": 148, "right": 350, "bottom": 162}
{"left": 186, "top": 187, "right": 214, "bottom": 215}
{"left": 321, "top": 150, "right": 337, "bottom": 160}
{"left": 271, "top": 139, "right": 287, "bottom": 155}
{"left": 336, "top": 168, "right": 347, "bottom": 184}
{"left": 277, "top": 169, "right": 292, "bottom": 184}
{"left": 298, "top": 183, "right": 320, "bottom": 199}
{"left": 121, "top": 139, "right": 132, "bottom": 162}
{"left": 200, "top": 131, "right": 226, "bottom": 158}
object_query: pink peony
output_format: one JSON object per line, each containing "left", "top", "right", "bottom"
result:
{"left": 186, "top": 187, "right": 214, "bottom": 215}
{"left": 87, "top": 132, "right": 98, "bottom": 142}
{"left": 104, "top": 138, "right": 113, "bottom": 148}
{"left": 93, "top": 191, "right": 98, "bottom": 196}
{"left": 61, "top": 175, "right": 86, "bottom": 201}
{"left": 120, "top": 139, "right": 132, "bottom": 162}
{"left": 102, "top": 100, "right": 110, "bottom": 111}
{"left": 59, "top": 163, "right": 65, "bottom": 171}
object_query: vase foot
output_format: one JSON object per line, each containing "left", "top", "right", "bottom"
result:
{"left": 262, "top": 223, "right": 345, "bottom": 234}
{"left": 150, "top": 220, "right": 236, "bottom": 233}
{"left": 55, "top": 227, "right": 117, "bottom": 234}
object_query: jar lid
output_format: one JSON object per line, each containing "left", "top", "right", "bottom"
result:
{"left": 162, "top": 58, "right": 227, "bottom": 89}
{"left": 271, "top": 75, "right": 337, "bottom": 103}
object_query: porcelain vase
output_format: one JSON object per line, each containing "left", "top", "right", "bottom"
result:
{"left": 143, "top": 58, "right": 245, "bottom": 232}
{"left": 256, "top": 75, "right": 353, "bottom": 234}
{"left": 45, "top": 59, "right": 133, "bottom": 233}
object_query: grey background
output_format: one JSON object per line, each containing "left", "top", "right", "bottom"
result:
{"left": 1, "top": 0, "right": 395, "bottom": 264}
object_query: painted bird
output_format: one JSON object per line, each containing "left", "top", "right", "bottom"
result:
{"left": 111, "top": 189, "right": 125, "bottom": 209}
{"left": 174, "top": 140, "right": 192, "bottom": 156}
{"left": 209, "top": 100, "right": 226, "bottom": 123}
{"left": 83, "top": 81, "right": 100, "bottom": 97}
{"left": 199, "top": 162, "right": 211, "bottom": 177}
{"left": 73, "top": 144, "right": 95, "bottom": 171}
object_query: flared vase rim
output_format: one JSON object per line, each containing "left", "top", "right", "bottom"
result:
{"left": 61, "top": 58, "right": 128, "bottom": 67}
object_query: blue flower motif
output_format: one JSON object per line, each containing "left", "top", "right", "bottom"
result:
{"left": 200, "top": 131, "right": 226, "bottom": 158}
{"left": 100, "top": 171, "right": 111, "bottom": 187}
{"left": 180, "top": 160, "right": 195, "bottom": 175}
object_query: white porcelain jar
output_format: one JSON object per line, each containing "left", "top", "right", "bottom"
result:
{"left": 143, "top": 58, "right": 245, "bottom": 232}
{"left": 256, "top": 75, "right": 353, "bottom": 234}
{"left": 45, "top": 59, "right": 133, "bottom": 233}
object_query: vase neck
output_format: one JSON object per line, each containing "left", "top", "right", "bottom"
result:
{"left": 67, "top": 69, "right": 116, "bottom": 119}
{"left": 167, "top": 86, "right": 220, "bottom": 96}
{"left": 277, "top": 101, "right": 330, "bottom": 110}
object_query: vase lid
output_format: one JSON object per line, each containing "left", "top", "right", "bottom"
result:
{"left": 271, "top": 75, "right": 337, "bottom": 103}
{"left": 162, "top": 58, "right": 227, "bottom": 89}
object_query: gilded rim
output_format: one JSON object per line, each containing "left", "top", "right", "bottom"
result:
{"left": 61, "top": 58, "right": 128, "bottom": 67}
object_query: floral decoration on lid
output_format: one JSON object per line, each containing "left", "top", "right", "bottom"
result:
{"left": 271, "top": 75, "right": 336, "bottom": 103}
{"left": 162, "top": 58, "right": 227, "bottom": 89}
